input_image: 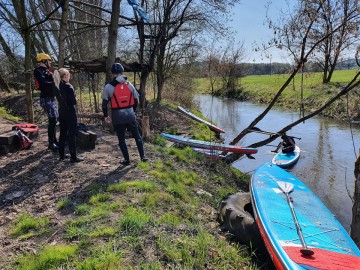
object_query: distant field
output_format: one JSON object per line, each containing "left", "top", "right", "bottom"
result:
{"left": 194, "top": 69, "right": 359, "bottom": 95}
{"left": 193, "top": 69, "right": 359, "bottom": 119}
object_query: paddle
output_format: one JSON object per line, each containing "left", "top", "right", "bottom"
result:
{"left": 277, "top": 181, "right": 314, "bottom": 256}
{"left": 249, "top": 127, "right": 301, "bottom": 140}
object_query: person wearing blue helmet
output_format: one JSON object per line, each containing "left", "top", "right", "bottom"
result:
{"left": 101, "top": 63, "right": 147, "bottom": 165}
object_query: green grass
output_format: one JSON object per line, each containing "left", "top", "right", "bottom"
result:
{"left": 75, "top": 243, "right": 123, "bottom": 270}
{"left": 6, "top": 110, "right": 254, "bottom": 269}
{"left": 107, "top": 180, "right": 158, "bottom": 193}
{"left": 56, "top": 197, "right": 72, "bottom": 210}
{"left": 88, "top": 193, "right": 111, "bottom": 204}
{"left": 118, "top": 207, "right": 152, "bottom": 234}
{"left": 11, "top": 212, "right": 51, "bottom": 239}
{"left": 16, "top": 245, "right": 77, "bottom": 270}
{"left": 0, "top": 106, "right": 21, "bottom": 121}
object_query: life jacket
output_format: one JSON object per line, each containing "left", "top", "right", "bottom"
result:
{"left": 34, "top": 77, "right": 40, "bottom": 90}
{"left": 110, "top": 81, "right": 135, "bottom": 110}
{"left": 13, "top": 127, "right": 33, "bottom": 150}
{"left": 12, "top": 123, "right": 39, "bottom": 133}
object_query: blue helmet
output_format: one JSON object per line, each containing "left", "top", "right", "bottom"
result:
{"left": 111, "top": 63, "right": 124, "bottom": 74}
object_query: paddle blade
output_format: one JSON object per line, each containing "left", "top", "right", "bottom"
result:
{"left": 277, "top": 181, "right": 294, "bottom": 194}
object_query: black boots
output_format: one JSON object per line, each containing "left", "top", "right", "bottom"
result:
{"left": 48, "top": 142, "right": 59, "bottom": 151}
{"left": 70, "top": 156, "right": 84, "bottom": 163}
{"left": 70, "top": 148, "right": 84, "bottom": 163}
{"left": 120, "top": 160, "right": 130, "bottom": 166}
{"left": 59, "top": 147, "right": 71, "bottom": 161}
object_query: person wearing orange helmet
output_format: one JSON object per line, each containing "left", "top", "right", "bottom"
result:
{"left": 34, "top": 53, "right": 59, "bottom": 151}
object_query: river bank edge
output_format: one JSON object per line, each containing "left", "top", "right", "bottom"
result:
{"left": 0, "top": 96, "right": 268, "bottom": 269}
{"left": 208, "top": 78, "right": 360, "bottom": 122}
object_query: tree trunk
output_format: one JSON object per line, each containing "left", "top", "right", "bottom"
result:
{"left": 17, "top": 0, "right": 34, "bottom": 122}
{"left": 106, "top": 0, "right": 121, "bottom": 83}
{"left": 58, "top": 0, "right": 69, "bottom": 68}
{"left": 351, "top": 151, "right": 360, "bottom": 247}
{"left": 24, "top": 29, "right": 34, "bottom": 123}
{"left": 156, "top": 44, "right": 166, "bottom": 102}
{"left": 0, "top": 70, "right": 11, "bottom": 92}
{"left": 139, "top": 70, "right": 150, "bottom": 110}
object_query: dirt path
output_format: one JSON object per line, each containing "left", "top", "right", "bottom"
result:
{"left": 0, "top": 98, "right": 194, "bottom": 265}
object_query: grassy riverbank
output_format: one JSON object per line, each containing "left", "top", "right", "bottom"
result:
{"left": 0, "top": 99, "right": 263, "bottom": 269}
{"left": 194, "top": 69, "right": 360, "bottom": 120}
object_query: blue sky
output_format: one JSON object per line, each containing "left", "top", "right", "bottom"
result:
{"left": 228, "top": 0, "right": 292, "bottom": 63}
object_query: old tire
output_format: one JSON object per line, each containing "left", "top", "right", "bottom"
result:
{"left": 219, "top": 192, "right": 261, "bottom": 246}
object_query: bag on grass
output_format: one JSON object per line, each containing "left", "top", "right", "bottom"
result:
{"left": 13, "top": 128, "right": 33, "bottom": 150}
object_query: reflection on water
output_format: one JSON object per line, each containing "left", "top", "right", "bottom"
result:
{"left": 194, "top": 95, "right": 360, "bottom": 231}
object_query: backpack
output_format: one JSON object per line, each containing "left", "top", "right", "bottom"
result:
{"left": 110, "top": 81, "right": 135, "bottom": 110}
{"left": 13, "top": 127, "right": 33, "bottom": 150}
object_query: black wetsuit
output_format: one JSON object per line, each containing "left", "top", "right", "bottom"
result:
{"left": 282, "top": 136, "right": 295, "bottom": 153}
{"left": 57, "top": 80, "right": 78, "bottom": 161}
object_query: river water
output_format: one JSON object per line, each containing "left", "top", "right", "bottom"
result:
{"left": 194, "top": 95, "right": 360, "bottom": 231}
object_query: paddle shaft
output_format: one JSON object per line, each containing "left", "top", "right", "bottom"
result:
{"left": 249, "top": 128, "right": 301, "bottom": 140}
{"left": 284, "top": 193, "right": 313, "bottom": 255}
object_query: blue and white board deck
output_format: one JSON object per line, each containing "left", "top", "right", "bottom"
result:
{"left": 272, "top": 146, "right": 301, "bottom": 168}
{"left": 161, "top": 133, "right": 257, "bottom": 154}
{"left": 250, "top": 162, "right": 360, "bottom": 270}
{"left": 177, "top": 106, "right": 226, "bottom": 134}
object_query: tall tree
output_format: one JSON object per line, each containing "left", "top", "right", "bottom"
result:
{"left": 131, "top": 0, "right": 240, "bottom": 108}
{"left": 353, "top": 150, "right": 360, "bottom": 246}
{"left": 17, "top": 0, "right": 34, "bottom": 122}
{"left": 218, "top": 42, "right": 245, "bottom": 97}
{"left": 58, "top": 0, "right": 70, "bottom": 68}
{"left": 313, "top": 0, "right": 359, "bottom": 83}
{"left": 106, "top": 0, "right": 121, "bottom": 83}
{"left": 230, "top": 0, "right": 359, "bottom": 145}
{"left": 351, "top": 51, "right": 360, "bottom": 247}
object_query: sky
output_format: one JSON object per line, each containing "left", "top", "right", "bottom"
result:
{"left": 227, "top": 0, "right": 292, "bottom": 63}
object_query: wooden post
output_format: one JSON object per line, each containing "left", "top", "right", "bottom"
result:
{"left": 141, "top": 116, "right": 150, "bottom": 139}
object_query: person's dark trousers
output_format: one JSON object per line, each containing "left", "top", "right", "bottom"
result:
{"left": 58, "top": 115, "right": 77, "bottom": 160}
{"left": 114, "top": 120, "right": 145, "bottom": 161}
{"left": 48, "top": 116, "right": 58, "bottom": 148}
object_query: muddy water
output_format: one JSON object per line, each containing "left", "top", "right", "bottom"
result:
{"left": 194, "top": 95, "right": 360, "bottom": 231}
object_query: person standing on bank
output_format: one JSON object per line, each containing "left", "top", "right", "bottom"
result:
{"left": 53, "top": 68, "right": 84, "bottom": 163}
{"left": 101, "top": 63, "right": 147, "bottom": 165}
{"left": 33, "top": 53, "right": 59, "bottom": 151}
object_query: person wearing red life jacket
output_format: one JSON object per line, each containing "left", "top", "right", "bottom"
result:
{"left": 101, "top": 63, "right": 147, "bottom": 165}
{"left": 33, "top": 53, "right": 59, "bottom": 151}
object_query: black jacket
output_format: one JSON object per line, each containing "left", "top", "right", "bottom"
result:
{"left": 34, "top": 66, "right": 55, "bottom": 98}
{"left": 57, "top": 81, "right": 77, "bottom": 118}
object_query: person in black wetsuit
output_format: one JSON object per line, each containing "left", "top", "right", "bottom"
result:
{"left": 33, "top": 53, "right": 59, "bottom": 151}
{"left": 53, "top": 68, "right": 84, "bottom": 163}
{"left": 273, "top": 133, "right": 296, "bottom": 153}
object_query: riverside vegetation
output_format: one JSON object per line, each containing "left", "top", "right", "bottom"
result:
{"left": 0, "top": 96, "right": 262, "bottom": 269}
{"left": 195, "top": 69, "right": 360, "bottom": 121}
{"left": 2, "top": 69, "right": 356, "bottom": 269}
